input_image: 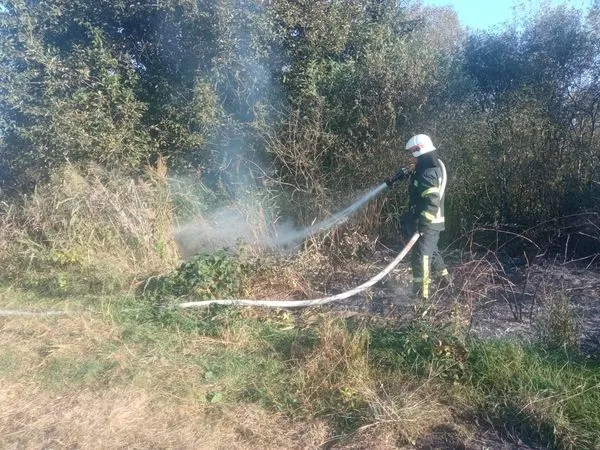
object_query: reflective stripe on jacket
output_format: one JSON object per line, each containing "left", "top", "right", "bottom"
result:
{"left": 408, "top": 163, "right": 446, "bottom": 231}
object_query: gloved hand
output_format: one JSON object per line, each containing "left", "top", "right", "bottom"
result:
{"left": 384, "top": 168, "right": 410, "bottom": 187}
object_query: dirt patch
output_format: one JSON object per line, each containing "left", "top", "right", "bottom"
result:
{"left": 460, "top": 262, "right": 600, "bottom": 354}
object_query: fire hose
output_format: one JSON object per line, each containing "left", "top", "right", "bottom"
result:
{"left": 177, "top": 232, "right": 420, "bottom": 309}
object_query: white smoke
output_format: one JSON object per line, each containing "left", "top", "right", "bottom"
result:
{"left": 172, "top": 183, "right": 388, "bottom": 259}
{"left": 173, "top": 208, "right": 257, "bottom": 258}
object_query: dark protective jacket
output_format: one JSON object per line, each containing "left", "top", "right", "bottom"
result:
{"left": 408, "top": 161, "right": 446, "bottom": 232}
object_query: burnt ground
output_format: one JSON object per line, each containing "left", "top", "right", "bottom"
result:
{"left": 465, "top": 263, "right": 600, "bottom": 354}
{"left": 314, "top": 252, "right": 600, "bottom": 450}
{"left": 325, "top": 253, "right": 600, "bottom": 357}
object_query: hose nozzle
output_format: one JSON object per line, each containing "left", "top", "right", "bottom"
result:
{"left": 384, "top": 168, "right": 410, "bottom": 187}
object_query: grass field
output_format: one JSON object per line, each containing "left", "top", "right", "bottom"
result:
{"left": 1, "top": 284, "right": 599, "bottom": 449}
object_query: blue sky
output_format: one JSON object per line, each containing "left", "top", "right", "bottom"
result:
{"left": 421, "top": 0, "right": 595, "bottom": 30}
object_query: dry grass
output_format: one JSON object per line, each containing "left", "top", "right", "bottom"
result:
{"left": 0, "top": 304, "right": 331, "bottom": 449}
{"left": 289, "top": 318, "right": 453, "bottom": 448}
{"left": 0, "top": 383, "right": 330, "bottom": 449}
{"left": 5, "top": 283, "right": 597, "bottom": 449}
{"left": 240, "top": 248, "right": 333, "bottom": 302}
{"left": 0, "top": 297, "right": 456, "bottom": 450}
{"left": 0, "top": 163, "right": 179, "bottom": 290}
{"left": 323, "top": 374, "right": 452, "bottom": 450}
{"left": 359, "top": 375, "right": 451, "bottom": 443}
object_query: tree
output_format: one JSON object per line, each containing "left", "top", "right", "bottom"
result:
{"left": 447, "top": 4, "right": 600, "bottom": 231}
{"left": 0, "top": 0, "right": 224, "bottom": 191}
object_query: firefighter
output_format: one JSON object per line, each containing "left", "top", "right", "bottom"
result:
{"left": 385, "top": 134, "right": 451, "bottom": 300}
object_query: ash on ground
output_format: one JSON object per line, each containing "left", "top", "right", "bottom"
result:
{"left": 321, "top": 251, "right": 600, "bottom": 357}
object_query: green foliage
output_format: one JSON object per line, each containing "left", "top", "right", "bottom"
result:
{"left": 444, "top": 5, "right": 600, "bottom": 239}
{"left": 1, "top": 0, "right": 599, "bottom": 246}
{"left": 0, "top": 0, "right": 228, "bottom": 189}
{"left": 167, "top": 251, "right": 242, "bottom": 298}
{"left": 0, "top": 3, "right": 153, "bottom": 188}
{"left": 144, "top": 250, "right": 243, "bottom": 300}
{"left": 248, "top": 1, "right": 465, "bottom": 238}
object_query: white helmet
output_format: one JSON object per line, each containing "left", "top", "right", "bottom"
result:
{"left": 405, "top": 134, "right": 436, "bottom": 157}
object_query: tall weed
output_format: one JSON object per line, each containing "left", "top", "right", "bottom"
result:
{"left": 535, "top": 288, "right": 580, "bottom": 353}
{"left": 0, "top": 163, "right": 178, "bottom": 292}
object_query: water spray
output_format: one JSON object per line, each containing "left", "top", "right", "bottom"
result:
{"left": 278, "top": 168, "right": 413, "bottom": 246}
{"left": 272, "top": 182, "right": 389, "bottom": 246}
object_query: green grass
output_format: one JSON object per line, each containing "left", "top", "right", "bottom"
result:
{"left": 38, "top": 357, "right": 120, "bottom": 389}
{"left": 370, "top": 320, "right": 600, "bottom": 449}
{"left": 463, "top": 341, "right": 600, "bottom": 449}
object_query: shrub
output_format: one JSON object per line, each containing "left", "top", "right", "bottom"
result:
{"left": 153, "top": 250, "right": 243, "bottom": 299}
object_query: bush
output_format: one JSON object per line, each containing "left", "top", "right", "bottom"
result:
{"left": 142, "top": 250, "right": 243, "bottom": 300}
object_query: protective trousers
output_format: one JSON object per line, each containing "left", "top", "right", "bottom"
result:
{"left": 411, "top": 228, "right": 448, "bottom": 299}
